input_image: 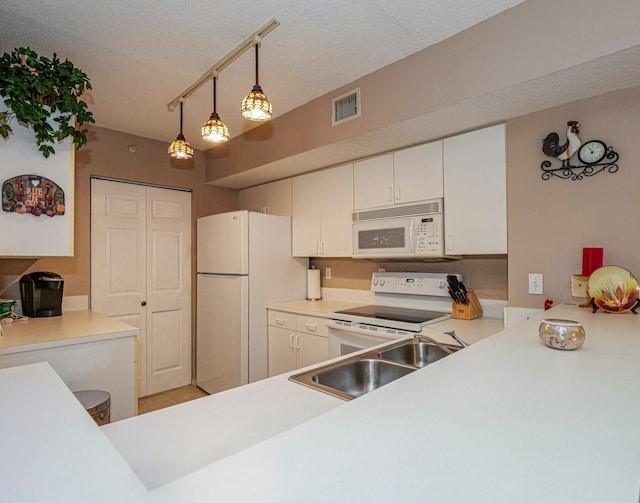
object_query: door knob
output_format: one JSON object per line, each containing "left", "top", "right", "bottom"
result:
{"left": 141, "top": 301, "right": 147, "bottom": 306}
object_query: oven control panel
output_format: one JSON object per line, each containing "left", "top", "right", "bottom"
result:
{"left": 371, "top": 272, "right": 460, "bottom": 297}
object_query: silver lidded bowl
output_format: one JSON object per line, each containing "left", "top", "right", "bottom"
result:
{"left": 538, "top": 319, "right": 585, "bottom": 350}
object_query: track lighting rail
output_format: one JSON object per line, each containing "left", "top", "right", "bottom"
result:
{"left": 167, "top": 18, "right": 279, "bottom": 112}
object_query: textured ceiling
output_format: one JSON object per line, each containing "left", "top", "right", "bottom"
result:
{"left": 0, "top": 0, "right": 526, "bottom": 151}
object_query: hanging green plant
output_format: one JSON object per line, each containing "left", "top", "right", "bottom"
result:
{"left": 0, "top": 47, "right": 95, "bottom": 158}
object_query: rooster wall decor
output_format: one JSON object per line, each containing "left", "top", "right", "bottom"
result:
{"left": 540, "top": 120, "right": 619, "bottom": 181}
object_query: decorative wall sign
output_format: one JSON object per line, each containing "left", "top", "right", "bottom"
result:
{"left": 540, "top": 121, "right": 619, "bottom": 181}
{"left": 2, "top": 175, "right": 65, "bottom": 217}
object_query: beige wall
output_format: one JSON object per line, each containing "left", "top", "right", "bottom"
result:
{"left": 312, "top": 257, "right": 508, "bottom": 300}
{"left": 0, "top": 125, "right": 237, "bottom": 300}
{"left": 507, "top": 86, "right": 640, "bottom": 307}
{"left": 312, "top": 85, "right": 640, "bottom": 306}
{"left": 205, "top": 0, "right": 640, "bottom": 184}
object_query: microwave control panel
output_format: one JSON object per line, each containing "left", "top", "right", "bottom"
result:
{"left": 414, "top": 214, "right": 443, "bottom": 257}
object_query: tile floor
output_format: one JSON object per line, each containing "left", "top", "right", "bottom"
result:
{"left": 137, "top": 385, "right": 209, "bottom": 415}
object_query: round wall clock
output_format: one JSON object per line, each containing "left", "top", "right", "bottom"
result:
{"left": 578, "top": 140, "right": 607, "bottom": 165}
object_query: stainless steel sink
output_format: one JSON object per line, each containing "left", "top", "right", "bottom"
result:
{"left": 312, "top": 359, "right": 416, "bottom": 400}
{"left": 378, "top": 341, "right": 452, "bottom": 368}
{"left": 289, "top": 336, "right": 461, "bottom": 400}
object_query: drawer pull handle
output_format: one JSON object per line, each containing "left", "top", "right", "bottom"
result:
{"left": 276, "top": 318, "right": 286, "bottom": 326}
{"left": 305, "top": 323, "right": 317, "bottom": 332}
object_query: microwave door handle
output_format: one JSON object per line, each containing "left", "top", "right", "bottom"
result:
{"left": 408, "top": 218, "right": 416, "bottom": 251}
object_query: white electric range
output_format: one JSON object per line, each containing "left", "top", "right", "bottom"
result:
{"left": 327, "top": 272, "right": 460, "bottom": 357}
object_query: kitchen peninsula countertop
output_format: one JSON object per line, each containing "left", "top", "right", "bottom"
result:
{"left": 2, "top": 305, "right": 640, "bottom": 502}
{"left": 0, "top": 309, "right": 138, "bottom": 355}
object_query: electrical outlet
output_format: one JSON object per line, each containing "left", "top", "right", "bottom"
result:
{"left": 571, "top": 275, "right": 589, "bottom": 297}
{"left": 528, "top": 273, "right": 543, "bottom": 295}
{"left": 325, "top": 267, "right": 332, "bottom": 280}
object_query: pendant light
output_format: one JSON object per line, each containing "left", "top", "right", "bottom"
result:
{"left": 168, "top": 101, "right": 194, "bottom": 159}
{"left": 241, "top": 43, "right": 272, "bottom": 121}
{"left": 201, "top": 75, "right": 229, "bottom": 142}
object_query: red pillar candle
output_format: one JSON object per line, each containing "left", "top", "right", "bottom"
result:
{"left": 582, "top": 247, "right": 603, "bottom": 276}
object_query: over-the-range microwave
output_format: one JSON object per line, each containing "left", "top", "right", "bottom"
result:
{"left": 352, "top": 199, "right": 449, "bottom": 259}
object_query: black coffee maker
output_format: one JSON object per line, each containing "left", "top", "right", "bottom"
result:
{"left": 20, "top": 272, "right": 64, "bottom": 317}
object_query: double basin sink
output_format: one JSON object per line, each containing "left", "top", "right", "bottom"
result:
{"left": 289, "top": 336, "right": 461, "bottom": 401}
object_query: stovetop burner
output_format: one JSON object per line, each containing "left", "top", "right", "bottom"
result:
{"left": 333, "top": 305, "right": 449, "bottom": 324}
{"left": 330, "top": 304, "right": 451, "bottom": 333}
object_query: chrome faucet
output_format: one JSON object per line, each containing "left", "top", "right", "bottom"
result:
{"left": 412, "top": 334, "right": 455, "bottom": 354}
{"left": 444, "top": 330, "right": 469, "bottom": 348}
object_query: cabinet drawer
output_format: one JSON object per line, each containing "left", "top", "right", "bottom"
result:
{"left": 268, "top": 310, "right": 296, "bottom": 329}
{"left": 296, "top": 315, "right": 328, "bottom": 338}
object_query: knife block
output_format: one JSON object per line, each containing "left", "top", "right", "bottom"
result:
{"left": 451, "top": 289, "right": 483, "bottom": 320}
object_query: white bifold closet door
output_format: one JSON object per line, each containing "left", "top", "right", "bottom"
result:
{"left": 91, "top": 178, "right": 191, "bottom": 397}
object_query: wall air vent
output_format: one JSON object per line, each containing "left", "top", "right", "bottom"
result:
{"left": 332, "top": 88, "right": 361, "bottom": 126}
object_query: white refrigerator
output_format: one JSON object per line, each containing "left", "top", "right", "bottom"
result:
{"left": 196, "top": 211, "right": 308, "bottom": 394}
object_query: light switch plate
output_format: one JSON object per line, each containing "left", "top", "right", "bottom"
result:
{"left": 528, "top": 273, "right": 543, "bottom": 295}
{"left": 325, "top": 267, "right": 332, "bottom": 280}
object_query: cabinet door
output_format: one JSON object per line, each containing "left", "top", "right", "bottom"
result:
{"left": 238, "top": 185, "right": 266, "bottom": 213}
{"left": 353, "top": 153, "right": 394, "bottom": 209}
{"left": 320, "top": 163, "right": 354, "bottom": 257}
{"left": 443, "top": 124, "right": 507, "bottom": 255}
{"left": 296, "top": 314, "right": 328, "bottom": 338}
{"left": 292, "top": 171, "right": 322, "bottom": 257}
{"left": 265, "top": 179, "right": 292, "bottom": 217}
{"left": 393, "top": 141, "right": 443, "bottom": 203}
{"left": 296, "top": 332, "right": 329, "bottom": 369}
{"left": 268, "top": 326, "right": 297, "bottom": 376}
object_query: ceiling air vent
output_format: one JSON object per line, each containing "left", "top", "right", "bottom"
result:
{"left": 332, "top": 88, "right": 360, "bottom": 126}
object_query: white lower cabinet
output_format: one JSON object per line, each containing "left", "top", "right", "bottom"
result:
{"left": 0, "top": 336, "right": 136, "bottom": 421}
{"left": 267, "top": 310, "right": 328, "bottom": 376}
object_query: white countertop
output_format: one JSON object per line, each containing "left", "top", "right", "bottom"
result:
{"left": 266, "top": 298, "right": 367, "bottom": 316}
{"left": 102, "top": 369, "right": 342, "bottom": 490}
{"left": 0, "top": 362, "right": 149, "bottom": 502}
{"left": 3, "top": 305, "right": 640, "bottom": 502}
{"left": 0, "top": 310, "right": 138, "bottom": 355}
{"left": 151, "top": 305, "right": 640, "bottom": 502}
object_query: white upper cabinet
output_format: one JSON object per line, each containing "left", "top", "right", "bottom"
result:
{"left": 393, "top": 141, "right": 444, "bottom": 203}
{"left": 0, "top": 107, "right": 74, "bottom": 257}
{"left": 443, "top": 123, "right": 507, "bottom": 255}
{"left": 353, "top": 154, "right": 394, "bottom": 209}
{"left": 292, "top": 171, "right": 322, "bottom": 257}
{"left": 238, "top": 178, "right": 292, "bottom": 216}
{"left": 292, "top": 163, "right": 353, "bottom": 257}
{"left": 353, "top": 141, "right": 443, "bottom": 210}
{"left": 238, "top": 185, "right": 264, "bottom": 213}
